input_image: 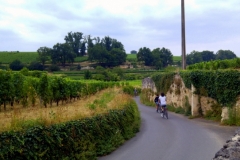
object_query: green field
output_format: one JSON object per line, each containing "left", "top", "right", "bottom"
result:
{"left": 173, "top": 56, "right": 181, "bottom": 61}
{"left": 0, "top": 51, "right": 181, "bottom": 64}
{"left": 0, "top": 52, "right": 38, "bottom": 64}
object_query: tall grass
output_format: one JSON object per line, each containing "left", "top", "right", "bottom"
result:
{"left": 0, "top": 87, "right": 129, "bottom": 132}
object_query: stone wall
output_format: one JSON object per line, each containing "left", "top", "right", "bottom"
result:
{"left": 142, "top": 74, "right": 218, "bottom": 117}
{"left": 141, "top": 77, "right": 157, "bottom": 94}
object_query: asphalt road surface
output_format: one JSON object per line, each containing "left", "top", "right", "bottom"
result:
{"left": 98, "top": 96, "right": 238, "bottom": 160}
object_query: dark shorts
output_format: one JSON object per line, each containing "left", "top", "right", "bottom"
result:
{"left": 161, "top": 104, "right": 166, "bottom": 108}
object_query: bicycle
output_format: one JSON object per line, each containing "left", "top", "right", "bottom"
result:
{"left": 160, "top": 105, "right": 168, "bottom": 119}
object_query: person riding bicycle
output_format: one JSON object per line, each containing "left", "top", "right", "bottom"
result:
{"left": 154, "top": 94, "right": 159, "bottom": 112}
{"left": 134, "top": 88, "right": 138, "bottom": 96}
{"left": 158, "top": 92, "right": 166, "bottom": 113}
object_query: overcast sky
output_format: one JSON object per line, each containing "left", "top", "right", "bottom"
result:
{"left": 1, "top": 0, "right": 240, "bottom": 56}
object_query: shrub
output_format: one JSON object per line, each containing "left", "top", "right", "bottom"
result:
{"left": 48, "top": 64, "right": 60, "bottom": 72}
{"left": 9, "top": 59, "right": 24, "bottom": 70}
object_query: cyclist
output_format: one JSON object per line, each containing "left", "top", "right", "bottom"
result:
{"left": 154, "top": 94, "right": 159, "bottom": 112}
{"left": 134, "top": 88, "right": 138, "bottom": 96}
{"left": 159, "top": 92, "right": 167, "bottom": 114}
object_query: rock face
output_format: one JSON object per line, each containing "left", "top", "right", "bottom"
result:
{"left": 141, "top": 77, "right": 157, "bottom": 93}
{"left": 142, "top": 74, "right": 218, "bottom": 117}
{"left": 213, "top": 129, "right": 240, "bottom": 160}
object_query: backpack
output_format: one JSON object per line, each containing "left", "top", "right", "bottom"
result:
{"left": 154, "top": 96, "right": 159, "bottom": 103}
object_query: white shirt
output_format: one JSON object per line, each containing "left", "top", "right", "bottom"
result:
{"left": 159, "top": 96, "right": 166, "bottom": 105}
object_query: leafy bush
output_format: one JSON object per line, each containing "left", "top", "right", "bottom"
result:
{"left": 48, "top": 64, "right": 60, "bottom": 72}
{"left": 9, "top": 59, "right": 24, "bottom": 70}
{"left": 0, "top": 100, "right": 140, "bottom": 159}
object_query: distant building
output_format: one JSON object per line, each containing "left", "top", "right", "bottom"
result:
{"left": 130, "top": 50, "right": 137, "bottom": 54}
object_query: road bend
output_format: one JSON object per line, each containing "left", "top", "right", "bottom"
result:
{"left": 98, "top": 96, "right": 238, "bottom": 160}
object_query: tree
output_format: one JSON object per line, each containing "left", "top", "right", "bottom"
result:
{"left": 137, "top": 47, "right": 153, "bottom": 66}
{"left": 201, "top": 50, "right": 215, "bottom": 62}
{"left": 159, "top": 47, "right": 173, "bottom": 67}
{"left": 216, "top": 50, "right": 237, "bottom": 60}
{"left": 80, "top": 41, "right": 86, "bottom": 56}
{"left": 85, "top": 35, "right": 94, "bottom": 49}
{"left": 9, "top": 59, "right": 24, "bottom": 70}
{"left": 152, "top": 48, "right": 163, "bottom": 69}
{"left": 151, "top": 47, "right": 173, "bottom": 69}
{"left": 186, "top": 50, "right": 203, "bottom": 65}
{"left": 64, "top": 32, "right": 84, "bottom": 56}
{"left": 88, "top": 36, "right": 127, "bottom": 67}
{"left": 107, "top": 48, "right": 126, "bottom": 66}
{"left": 37, "top": 47, "right": 51, "bottom": 68}
{"left": 88, "top": 44, "right": 108, "bottom": 63}
{"left": 84, "top": 70, "right": 92, "bottom": 79}
{"left": 51, "top": 43, "right": 76, "bottom": 67}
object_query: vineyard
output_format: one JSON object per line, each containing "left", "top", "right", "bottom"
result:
{"left": 187, "top": 58, "right": 240, "bottom": 70}
{"left": 0, "top": 70, "right": 141, "bottom": 159}
{"left": 0, "top": 70, "right": 125, "bottom": 111}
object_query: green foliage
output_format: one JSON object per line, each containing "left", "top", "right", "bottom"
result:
{"left": 84, "top": 70, "right": 92, "bottom": 79}
{"left": 184, "top": 96, "right": 191, "bottom": 116}
{"left": 187, "top": 58, "right": 240, "bottom": 70}
{"left": 37, "top": 47, "right": 51, "bottom": 67}
{"left": 216, "top": 50, "right": 237, "bottom": 60}
{"left": 28, "top": 61, "right": 44, "bottom": 71}
{"left": 204, "top": 103, "right": 222, "bottom": 121}
{"left": 122, "top": 86, "right": 141, "bottom": 96}
{"left": 38, "top": 74, "right": 50, "bottom": 107}
{"left": 0, "top": 70, "right": 14, "bottom": 110}
{"left": 137, "top": 47, "right": 153, "bottom": 66}
{"left": 64, "top": 32, "right": 85, "bottom": 56}
{"left": 223, "top": 107, "right": 240, "bottom": 125}
{"left": 180, "top": 70, "right": 240, "bottom": 106}
{"left": 0, "top": 100, "right": 140, "bottom": 159}
{"left": 51, "top": 43, "right": 76, "bottom": 67}
{"left": 0, "top": 52, "right": 38, "bottom": 64}
{"left": 186, "top": 50, "right": 215, "bottom": 65}
{"left": 139, "top": 88, "right": 155, "bottom": 106}
{"left": 175, "top": 106, "right": 185, "bottom": 114}
{"left": 151, "top": 72, "right": 175, "bottom": 94}
{"left": 48, "top": 64, "right": 60, "bottom": 72}
{"left": 88, "top": 36, "right": 127, "bottom": 67}
{"left": 126, "top": 54, "right": 137, "bottom": 62}
{"left": 9, "top": 59, "right": 25, "bottom": 71}
{"left": 74, "top": 56, "right": 88, "bottom": 62}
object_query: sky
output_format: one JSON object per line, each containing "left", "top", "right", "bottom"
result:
{"left": 1, "top": 0, "right": 240, "bottom": 57}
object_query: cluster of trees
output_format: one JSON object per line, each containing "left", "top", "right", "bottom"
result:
{"left": 87, "top": 36, "right": 127, "bottom": 67}
{"left": 137, "top": 47, "right": 173, "bottom": 69}
{"left": 186, "top": 50, "right": 237, "bottom": 65}
{"left": 83, "top": 66, "right": 144, "bottom": 81}
{"left": 37, "top": 32, "right": 127, "bottom": 68}
{"left": 8, "top": 59, "right": 59, "bottom": 72}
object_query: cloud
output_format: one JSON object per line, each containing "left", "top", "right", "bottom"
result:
{"left": 0, "top": 0, "right": 240, "bottom": 56}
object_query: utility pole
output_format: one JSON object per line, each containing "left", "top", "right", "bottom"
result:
{"left": 181, "top": 0, "right": 186, "bottom": 69}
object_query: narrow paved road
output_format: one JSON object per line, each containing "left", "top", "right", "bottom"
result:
{"left": 98, "top": 96, "right": 238, "bottom": 160}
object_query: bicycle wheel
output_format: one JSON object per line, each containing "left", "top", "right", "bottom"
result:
{"left": 165, "top": 109, "right": 168, "bottom": 119}
{"left": 163, "top": 108, "right": 168, "bottom": 119}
